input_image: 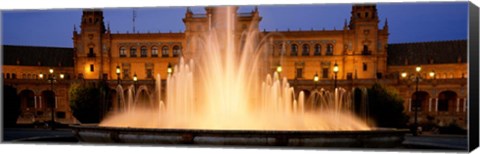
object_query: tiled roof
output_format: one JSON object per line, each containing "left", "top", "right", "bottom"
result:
{"left": 3, "top": 45, "right": 74, "bottom": 67}
{"left": 387, "top": 40, "right": 467, "bottom": 66}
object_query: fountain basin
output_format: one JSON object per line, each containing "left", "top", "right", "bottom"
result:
{"left": 71, "top": 124, "right": 408, "bottom": 148}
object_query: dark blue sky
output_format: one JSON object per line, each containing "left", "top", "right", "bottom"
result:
{"left": 2, "top": 2, "right": 468, "bottom": 48}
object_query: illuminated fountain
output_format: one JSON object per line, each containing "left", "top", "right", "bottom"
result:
{"left": 72, "top": 7, "right": 407, "bottom": 147}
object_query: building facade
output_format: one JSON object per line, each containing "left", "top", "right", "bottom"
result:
{"left": 2, "top": 5, "right": 468, "bottom": 128}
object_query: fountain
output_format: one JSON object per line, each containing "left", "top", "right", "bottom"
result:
{"left": 71, "top": 7, "right": 407, "bottom": 148}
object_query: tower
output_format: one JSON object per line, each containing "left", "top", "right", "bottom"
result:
{"left": 345, "top": 4, "right": 388, "bottom": 79}
{"left": 73, "top": 9, "right": 111, "bottom": 79}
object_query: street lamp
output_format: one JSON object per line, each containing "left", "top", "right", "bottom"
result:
{"left": 313, "top": 72, "right": 319, "bottom": 90}
{"left": 116, "top": 65, "right": 121, "bottom": 112}
{"left": 276, "top": 64, "right": 282, "bottom": 73}
{"left": 116, "top": 65, "right": 121, "bottom": 85}
{"left": 167, "top": 63, "right": 173, "bottom": 76}
{"left": 402, "top": 65, "right": 422, "bottom": 136}
{"left": 333, "top": 62, "right": 339, "bottom": 90}
{"left": 48, "top": 68, "right": 56, "bottom": 130}
{"left": 429, "top": 71, "right": 435, "bottom": 79}
{"left": 39, "top": 73, "right": 44, "bottom": 79}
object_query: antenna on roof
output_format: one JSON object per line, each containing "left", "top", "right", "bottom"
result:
{"left": 132, "top": 9, "right": 137, "bottom": 33}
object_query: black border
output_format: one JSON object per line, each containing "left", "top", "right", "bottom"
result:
{"left": 468, "top": 1, "right": 479, "bottom": 152}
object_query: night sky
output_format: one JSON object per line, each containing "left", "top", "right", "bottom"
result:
{"left": 1, "top": 2, "right": 468, "bottom": 48}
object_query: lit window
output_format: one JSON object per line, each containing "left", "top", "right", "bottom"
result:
{"left": 173, "top": 46, "right": 181, "bottom": 57}
{"left": 302, "top": 44, "right": 309, "bottom": 56}
{"left": 314, "top": 44, "right": 321, "bottom": 56}
{"left": 152, "top": 46, "right": 158, "bottom": 57}
{"left": 140, "top": 46, "right": 147, "bottom": 57}
{"left": 326, "top": 44, "right": 334, "bottom": 56}
{"left": 162, "top": 46, "right": 169, "bottom": 57}
{"left": 290, "top": 44, "right": 298, "bottom": 56}
{"left": 120, "top": 47, "right": 126, "bottom": 57}
{"left": 130, "top": 47, "right": 137, "bottom": 57}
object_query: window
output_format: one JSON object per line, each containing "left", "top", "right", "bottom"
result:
{"left": 12, "top": 73, "right": 16, "bottom": 79}
{"left": 173, "top": 46, "right": 181, "bottom": 57}
{"left": 279, "top": 44, "right": 284, "bottom": 56}
{"left": 122, "top": 63, "right": 131, "bottom": 79}
{"left": 90, "top": 64, "right": 94, "bottom": 72}
{"left": 6, "top": 73, "right": 10, "bottom": 79}
{"left": 120, "top": 47, "right": 126, "bottom": 57}
{"left": 326, "top": 44, "right": 334, "bottom": 56}
{"left": 365, "top": 12, "right": 369, "bottom": 18}
{"left": 140, "top": 46, "right": 147, "bottom": 57}
{"left": 362, "top": 45, "right": 371, "bottom": 55}
{"left": 145, "top": 63, "right": 154, "bottom": 79}
{"left": 302, "top": 44, "right": 309, "bottom": 56}
{"left": 151, "top": 46, "right": 158, "bottom": 57}
{"left": 322, "top": 68, "right": 329, "bottom": 79}
{"left": 130, "top": 47, "right": 137, "bottom": 57}
{"left": 123, "top": 69, "right": 130, "bottom": 79}
{"left": 363, "top": 63, "right": 367, "bottom": 71}
{"left": 162, "top": 46, "right": 169, "bottom": 57}
{"left": 290, "top": 44, "right": 298, "bottom": 56}
{"left": 314, "top": 44, "right": 321, "bottom": 56}
{"left": 296, "top": 68, "right": 303, "bottom": 78}
{"left": 88, "top": 48, "right": 95, "bottom": 57}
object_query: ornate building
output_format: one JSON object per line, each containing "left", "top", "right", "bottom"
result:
{"left": 2, "top": 5, "right": 468, "bottom": 128}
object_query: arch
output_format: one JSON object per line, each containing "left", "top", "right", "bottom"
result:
{"left": 326, "top": 44, "right": 334, "bottom": 56}
{"left": 6, "top": 73, "right": 10, "bottom": 79}
{"left": 290, "top": 44, "right": 298, "bottom": 56}
{"left": 12, "top": 73, "right": 17, "bottom": 79}
{"left": 411, "top": 91, "right": 430, "bottom": 112}
{"left": 22, "top": 74, "right": 26, "bottom": 79}
{"left": 140, "top": 46, "right": 148, "bottom": 57}
{"left": 302, "top": 44, "right": 310, "bottom": 56}
{"left": 41, "top": 90, "right": 55, "bottom": 109}
{"left": 130, "top": 46, "right": 137, "bottom": 57}
{"left": 162, "top": 46, "right": 169, "bottom": 57}
{"left": 119, "top": 47, "right": 127, "bottom": 57}
{"left": 314, "top": 44, "right": 321, "bottom": 56}
{"left": 151, "top": 46, "right": 158, "bottom": 57}
{"left": 173, "top": 45, "right": 181, "bottom": 57}
{"left": 438, "top": 90, "right": 457, "bottom": 112}
{"left": 19, "top": 89, "right": 35, "bottom": 109}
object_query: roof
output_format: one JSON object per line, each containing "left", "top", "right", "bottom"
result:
{"left": 2, "top": 45, "right": 74, "bottom": 67}
{"left": 387, "top": 40, "right": 467, "bottom": 66}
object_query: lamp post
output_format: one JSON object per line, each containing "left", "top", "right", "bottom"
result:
{"left": 116, "top": 65, "right": 121, "bottom": 112}
{"left": 402, "top": 65, "right": 422, "bottom": 136}
{"left": 167, "top": 63, "right": 173, "bottom": 76}
{"left": 48, "top": 68, "right": 54, "bottom": 130}
{"left": 133, "top": 73, "right": 138, "bottom": 87}
{"left": 333, "top": 62, "right": 339, "bottom": 90}
{"left": 313, "top": 72, "right": 319, "bottom": 90}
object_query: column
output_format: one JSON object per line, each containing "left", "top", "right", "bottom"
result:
{"left": 34, "top": 96, "right": 37, "bottom": 109}
{"left": 435, "top": 98, "right": 438, "bottom": 112}
{"left": 456, "top": 98, "right": 460, "bottom": 112}
{"left": 408, "top": 98, "right": 411, "bottom": 112}
{"left": 463, "top": 98, "right": 467, "bottom": 112}
{"left": 428, "top": 98, "right": 432, "bottom": 112}
{"left": 39, "top": 96, "right": 42, "bottom": 109}
{"left": 55, "top": 96, "right": 58, "bottom": 109}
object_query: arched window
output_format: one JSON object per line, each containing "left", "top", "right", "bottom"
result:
{"left": 438, "top": 91, "right": 457, "bottom": 112}
{"left": 279, "top": 44, "right": 284, "bottom": 56}
{"left": 290, "top": 44, "right": 298, "bottom": 56}
{"left": 140, "top": 46, "right": 147, "bottom": 57}
{"left": 411, "top": 91, "right": 430, "bottom": 112}
{"left": 6, "top": 73, "right": 10, "bottom": 79}
{"left": 12, "top": 73, "right": 16, "bottom": 79}
{"left": 302, "top": 44, "right": 309, "bottom": 56}
{"left": 151, "top": 46, "right": 158, "bottom": 57}
{"left": 119, "top": 47, "right": 126, "bottom": 57}
{"left": 22, "top": 74, "right": 26, "bottom": 79}
{"left": 162, "top": 46, "right": 169, "bottom": 57}
{"left": 326, "top": 44, "right": 334, "bottom": 56}
{"left": 314, "top": 44, "right": 321, "bottom": 56}
{"left": 130, "top": 47, "right": 137, "bottom": 57}
{"left": 173, "top": 46, "right": 181, "bottom": 57}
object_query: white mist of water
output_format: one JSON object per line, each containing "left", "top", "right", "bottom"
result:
{"left": 100, "top": 7, "right": 371, "bottom": 131}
